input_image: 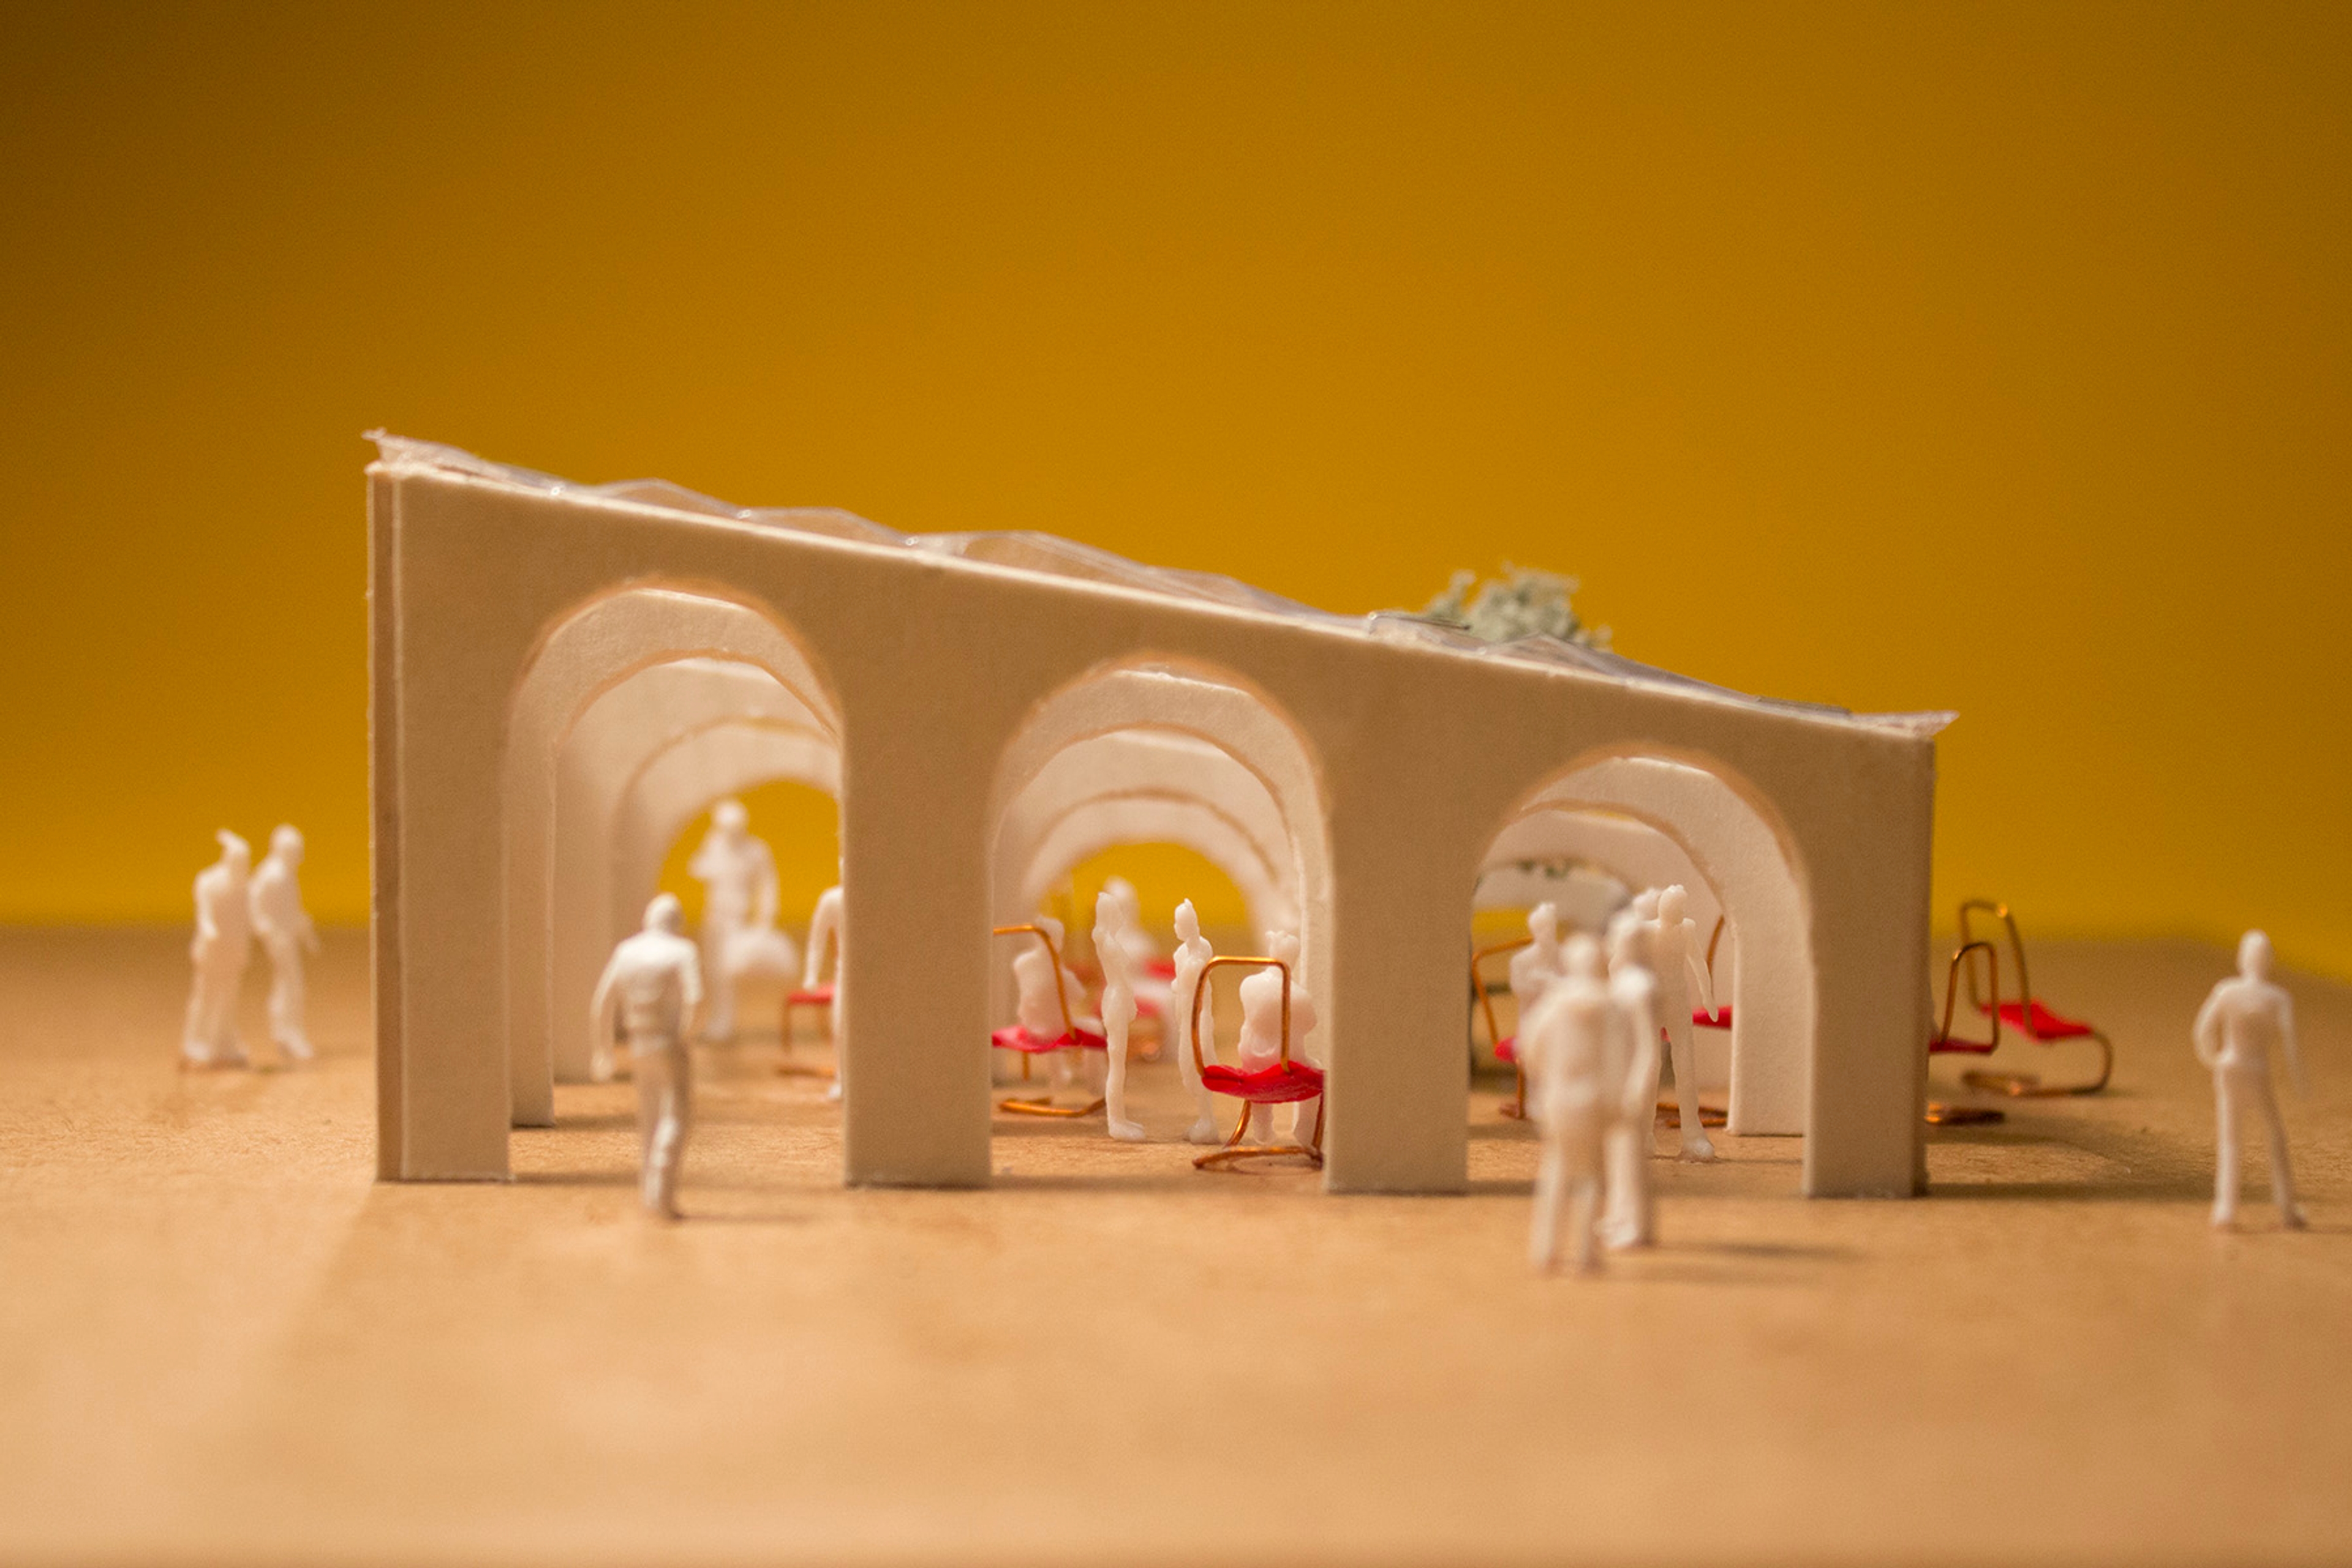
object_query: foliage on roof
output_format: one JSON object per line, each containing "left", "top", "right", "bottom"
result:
{"left": 1417, "top": 564, "right": 1608, "bottom": 649}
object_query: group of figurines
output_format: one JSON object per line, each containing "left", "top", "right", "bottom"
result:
{"left": 183, "top": 799, "right": 2313, "bottom": 1242}
{"left": 180, "top": 825, "right": 319, "bottom": 1069}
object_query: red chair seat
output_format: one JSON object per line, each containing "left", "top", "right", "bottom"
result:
{"left": 1694, "top": 1006, "right": 1731, "bottom": 1029}
{"left": 991, "top": 1023, "right": 1109, "bottom": 1054}
{"left": 1144, "top": 958, "right": 1177, "bottom": 979}
{"left": 1928, "top": 1033, "right": 1996, "bottom": 1056}
{"left": 1494, "top": 1035, "right": 1518, "bottom": 1065}
{"left": 1981, "top": 999, "right": 2095, "bottom": 1040}
{"left": 788, "top": 985, "right": 834, "bottom": 1007}
{"left": 1200, "top": 1059, "right": 1325, "bottom": 1104}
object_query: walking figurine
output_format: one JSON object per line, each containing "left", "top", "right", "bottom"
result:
{"left": 248, "top": 824, "right": 320, "bottom": 1065}
{"left": 1095, "top": 889, "right": 1147, "bottom": 1140}
{"left": 2193, "top": 930, "right": 2308, "bottom": 1230}
{"left": 181, "top": 831, "right": 252, "bottom": 1069}
{"left": 588, "top": 894, "right": 705, "bottom": 1220}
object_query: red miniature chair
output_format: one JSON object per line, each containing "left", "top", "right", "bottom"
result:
{"left": 1955, "top": 899, "right": 2114, "bottom": 1097}
{"left": 1469, "top": 936, "right": 1535, "bottom": 1120}
{"left": 1923, "top": 938, "right": 2007, "bottom": 1126}
{"left": 776, "top": 983, "right": 836, "bottom": 1079}
{"left": 1188, "top": 954, "right": 1324, "bottom": 1170}
{"left": 990, "top": 922, "right": 1108, "bottom": 1117}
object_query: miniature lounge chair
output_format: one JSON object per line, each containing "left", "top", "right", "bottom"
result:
{"left": 1954, "top": 899, "right": 2114, "bottom": 1097}
{"left": 1469, "top": 935, "right": 1535, "bottom": 1120}
{"left": 990, "top": 922, "right": 1109, "bottom": 1117}
{"left": 1923, "top": 938, "right": 2007, "bottom": 1126}
{"left": 1189, "top": 954, "right": 1324, "bottom": 1170}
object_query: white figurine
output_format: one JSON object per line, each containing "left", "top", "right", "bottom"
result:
{"left": 587, "top": 894, "right": 705, "bottom": 1220}
{"left": 686, "top": 799, "right": 777, "bottom": 1042}
{"left": 1520, "top": 935, "right": 1615, "bottom": 1273}
{"left": 246, "top": 824, "right": 320, "bottom": 1065}
{"left": 1507, "top": 900, "right": 1567, "bottom": 1032}
{"left": 1101, "top": 875, "right": 1163, "bottom": 975}
{"left": 2193, "top": 930, "right": 2308, "bottom": 1231}
{"left": 1645, "top": 884, "right": 1719, "bottom": 1161}
{"left": 181, "top": 830, "right": 253, "bottom": 1069}
{"left": 1012, "top": 914, "right": 1090, "bottom": 1096}
{"left": 1600, "top": 914, "right": 1664, "bottom": 1250}
{"left": 1169, "top": 899, "right": 1222, "bottom": 1144}
{"left": 1237, "top": 930, "right": 1319, "bottom": 1146}
{"left": 804, "top": 883, "right": 846, "bottom": 1099}
{"left": 1094, "top": 890, "right": 1147, "bottom": 1141}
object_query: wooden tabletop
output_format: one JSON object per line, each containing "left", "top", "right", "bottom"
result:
{"left": 1, "top": 929, "right": 2345, "bottom": 1565}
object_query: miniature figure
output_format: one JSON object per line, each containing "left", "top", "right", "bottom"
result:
{"left": 2193, "top": 930, "right": 2308, "bottom": 1230}
{"left": 687, "top": 799, "right": 777, "bottom": 1042}
{"left": 587, "top": 894, "right": 705, "bottom": 1219}
{"left": 1169, "top": 899, "right": 1222, "bottom": 1143}
{"left": 1094, "top": 890, "right": 1147, "bottom": 1140}
{"left": 247, "top": 824, "right": 320, "bottom": 1065}
{"left": 1646, "top": 884, "right": 1718, "bottom": 1161}
{"left": 1600, "top": 914, "right": 1663, "bottom": 1250}
{"left": 1520, "top": 934, "right": 1616, "bottom": 1272}
{"left": 181, "top": 830, "right": 253, "bottom": 1069}
{"left": 799, "top": 881, "right": 846, "bottom": 1098}
{"left": 1507, "top": 899, "right": 1567, "bottom": 1039}
{"left": 1012, "top": 914, "right": 1091, "bottom": 1099}
{"left": 1237, "top": 930, "right": 1319, "bottom": 1145}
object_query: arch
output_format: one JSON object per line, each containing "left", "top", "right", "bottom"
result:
{"left": 503, "top": 586, "right": 840, "bottom": 1126}
{"left": 1487, "top": 750, "right": 1810, "bottom": 1136}
{"left": 989, "top": 659, "right": 1332, "bottom": 997}
{"left": 991, "top": 726, "right": 1298, "bottom": 963}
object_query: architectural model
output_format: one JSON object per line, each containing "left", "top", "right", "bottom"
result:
{"left": 366, "top": 434, "right": 1949, "bottom": 1197}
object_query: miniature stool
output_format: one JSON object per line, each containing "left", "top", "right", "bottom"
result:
{"left": 777, "top": 983, "right": 836, "bottom": 1079}
{"left": 1189, "top": 954, "right": 1324, "bottom": 1170}
{"left": 1923, "top": 937, "right": 2007, "bottom": 1126}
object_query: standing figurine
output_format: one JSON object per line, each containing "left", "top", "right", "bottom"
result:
{"left": 1644, "top": 884, "right": 1719, "bottom": 1162}
{"left": 1095, "top": 890, "right": 1147, "bottom": 1140}
{"left": 247, "top": 824, "right": 320, "bottom": 1065}
{"left": 2193, "top": 930, "right": 2308, "bottom": 1230}
{"left": 1169, "top": 899, "right": 1221, "bottom": 1144}
{"left": 1508, "top": 901, "right": 1568, "bottom": 1033}
{"left": 804, "top": 882, "right": 846, "bottom": 1099}
{"left": 1600, "top": 914, "right": 1664, "bottom": 1250}
{"left": 687, "top": 799, "right": 777, "bottom": 1043}
{"left": 1520, "top": 935, "right": 1616, "bottom": 1273}
{"left": 1237, "top": 930, "right": 1319, "bottom": 1146}
{"left": 588, "top": 894, "right": 704, "bottom": 1220}
{"left": 181, "top": 830, "right": 253, "bottom": 1069}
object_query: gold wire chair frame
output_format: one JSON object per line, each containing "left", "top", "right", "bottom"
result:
{"left": 1922, "top": 938, "right": 2006, "bottom": 1126}
{"left": 989, "top": 922, "right": 1105, "bottom": 1118}
{"left": 1468, "top": 935, "right": 1535, "bottom": 1119}
{"left": 1953, "top": 898, "right": 2114, "bottom": 1096}
{"left": 1187, "top": 954, "right": 1321, "bottom": 1170}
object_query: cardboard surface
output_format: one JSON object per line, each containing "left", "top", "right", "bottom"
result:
{"left": 372, "top": 442, "right": 1939, "bottom": 1195}
{"left": 4, "top": 929, "right": 2348, "bottom": 1564}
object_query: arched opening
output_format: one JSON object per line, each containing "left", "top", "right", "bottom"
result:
{"left": 502, "top": 586, "right": 842, "bottom": 1132}
{"left": 982, "top": 658, "right": 1332, "bottom": 1170}
{"left": 1470, "top": 750, "right": 1810, "bottom": 1140}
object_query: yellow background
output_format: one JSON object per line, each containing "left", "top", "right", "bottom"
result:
{"left": 2, "top": 4, "right": 2347, "bottom": 973}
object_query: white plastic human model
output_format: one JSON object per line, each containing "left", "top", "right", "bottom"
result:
{"left": 1601, "top": 914, "right": 1664, "bottom": 1250}
{"left": 1237, "top": 930, "right": 1319, "bottom": 1145}
{"left": 1101, "top": 874, "right": 1172, "bottom": 1019}
{"left": 2193, "top": 930, "right": 2308, "bottom": 1231}
{"left": 1011, "top": 914, "right": 1090, "bottom": 1097}
{"left": 246, "top": 824, "right": 320, "bottom": 1065}
{"left": 1093, "top": 890, "right": 1147, "bottom": 1141}
{"left": 686, "top": 799, "right": 778, "bottom": 1043}
{"left": 1521, "top": 934, "right": 1615, "bottom": 1273}
{"left": 181, "top": 830, "right": 253, "bottom": 1070}
{"left": 1646, "top": 884, "right": 1718, "bottom": 1161}
{"left": 1508, "top": 900, "right": 1567, "bottom": 1028}
{"left": 1168, "top": 899, "right": 1221, "bottom": 1144}
{"left": 587, "top": 894, "right": 705, "bottom": 1220}
{"left": 803, "top": 882, "right": 846, "bottom": 1098}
